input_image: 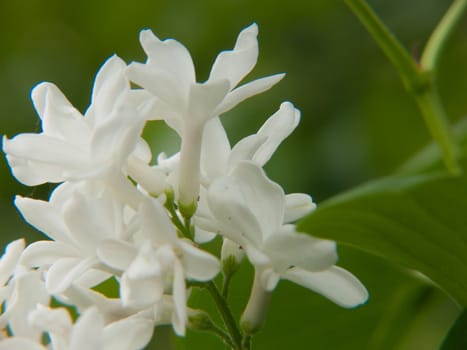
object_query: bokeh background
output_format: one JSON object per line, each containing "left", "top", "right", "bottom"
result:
{"left": 1, "top": 0, "right": 466, "bottom": 349}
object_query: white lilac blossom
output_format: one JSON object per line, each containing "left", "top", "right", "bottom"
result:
{"left": 202, "top": 161, "right": 368, "bottom": 331}
{"left": 26, "top": 305, "right": 154, "bottom": 350}
{"left": 0, "top": 239, "right": 49, "bottom": 342}
{"left": 0, "top": 23, "right": 368, "bottom": 348}
{"left": 97, "top": 198, "right": 220, "bottom": 335}
{"left": 16, "top": 182, "right": 127, "bottom": 294}
{"left": 2, "top": 56, "right": 164, "bottom": 206}
{"left": 127, "top": 23, "right": 284, "bottom": 206}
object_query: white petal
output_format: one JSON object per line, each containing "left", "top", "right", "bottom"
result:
{"left": 127, "top": 89, "right": 161, "bottom": 121}
{"left": 89, "top": 55, "right": 129, "bottom": 118}
{"left": 284, "top": 193, "right": 316, "bottom": 223}
{"left": 187, "top": 79, "right": 230, "bottom": 125}
{"left": 229, "top": 161, "right": 285, "bottom": 239}
{"left": 60, "top": 284, "right": 136, "bottom": 323}
{"left": 171, "top": 259, "right": 187, "bottom": 336}
{"left": 244, "top": 244, "right": 270, "bottom": 266}
{"left": 207, "top": 174, "right": 263, "bottom": 245}
{"left": 126, "top": 245, "right": 162, "bottom": 280}
{"left": 75, "top": 270, "right": 111, "bottom": 289}
{"left": 46, "top": 257, "right": 99, "bottom": 294}
{"left": 102, "top": 317, "right": 154, "bottom": 350}
{"left": 97, "top": 239, "right": 137, "bottom": 271}
{"left": 139, "top": 29, "right": 196, "bottom": 86}
{"left": 2, "top": 148, "right": 66, "bottom": 185}
{"left": 133, "top": 138, "right": 153, "bottom": 163}
{"left": 221, "top": 238, "right": 245, "bottom": 264}
{"left": 63, "top": 191, "right": 120, "bottom": 253}
{"left": 90, "top": 106, "right": 145, "bottom": 170}
{"left": 120, "top": 274, "right": 163, "bottom": 308}
{"left": 14, "top": 196, "right": 71, "bottom": 243}
{"left": 127, "top": 155, "right": 167, "bottom": 196}
{"left": 21, "top": 241, "right": 79, "bottom": 267}
{"left": 8, "top": 272, "right": 50, "bottom": 340}
{"left": 31, "top": 82, "right": 84, "bottom": 139}
{"left": 283, "top": 266, "right": 369, "bottom": 308}
{"left": 3, "top": 134, "right": 88, "bottom": 169}
{"left": 0, "top": 338, "right": 46, "bottom": 350}
{"left": 200, "top": 117, "right": 230, "bottom": 180}
{"left": 228, "top": 102, "right": 300, "bottom": 169}
{"left": 193, "top": 226, "right": 216, "bottom": 244}
{"left": 260, "top": 267, "right": 280, "bottom": 291}
{"left": 262, "top": 227, "right": 337, "bottom": 272}
{"left": 69, "top": 308, "right": 103, "bottom": 350}
{"left": 214, "top": 74, "right": 285, "bottom": 116}
{"left": 126, "top": 63, "right": 186, "bottom": 109}
{"left": 228, "top": 134, "right": 265, "bottom": 171}
{"left": 178, "top": 240, "right": 220, "bottom": 281}
{"left": 140, "top": 199, "right": 177, "bottom": 244}
{"left": 0, "top": 238, "right": 25, "bottom": 286}
{"left": 209, "top": 23, "right": 259, "bottom": 88}
{"left": 252, "top": 102, "right": 300, "bottom": 166}
{"left": 28, "top": 305, "right": 72, "bottom": 338}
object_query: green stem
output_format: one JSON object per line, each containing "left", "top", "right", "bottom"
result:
{"left": 209, "top": 324, "right": 235, "bottom": 348}
{"left": 183, "top": 216, "right": 195, "bottom": 240}
{"left": 242, "top": 335, "right": 252, "bottom": 350}
{"left": 222, "top": 272, "right": 233, "bottom": 299}
{"left": 164, "top": 198, "right": 185, "bottom": 232}
{"left": 421, "top": 0, "right": 467, "bottom": 72}
{"left": 415, "top": 87, "right": 460, "bottom": 175}
{"left": 344, "top": 0, "right": 421, "bottom": 92}
{"left": 345, "top": 0, "right": 461, "bottom": 175}
{"left": 205, "top": 281, "right": 243, "bottom": 350}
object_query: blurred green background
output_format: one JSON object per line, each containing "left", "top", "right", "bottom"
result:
{"left": 1, "top": 0, "right": 466, "bottom": 349}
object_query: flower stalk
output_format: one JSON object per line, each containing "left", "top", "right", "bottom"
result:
{"left": 345, "top": 0, "right": 465, "bottom": 175}
{"left": 240, "top": 269, "right": 272, "bottom": 336}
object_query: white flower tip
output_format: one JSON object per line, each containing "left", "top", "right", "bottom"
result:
{"left": 140, "top": 28, "right": 159, "bottom": 46}
{"left": 31, "top": 82, "right": 56, "bottom": 117}
{"left": 243, "top": 22, "right": 258, "bottom": 36}
{"left": 3, "top": 238, "right": 26, "bottom": 256}
{"left": 279, "top": 101, "right": 299, "bottom": 116}
{"left": 101, "top": 54, "right": 127, "bottom": 71}
{"left": 343, "top": 285, "right": 369, "bottom": 309}
{"left": 268, "top": 73, "right": 286, "bottom": 86}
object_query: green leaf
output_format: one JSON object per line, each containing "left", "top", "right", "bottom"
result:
{"left": 441, "top": 309, "right": 467, "bottom": 350}
{"left": 297, "top": 170, "right": 467, "bottom": 306}
{"left": 398, "top": 116, "right": 467, "bottom": 175}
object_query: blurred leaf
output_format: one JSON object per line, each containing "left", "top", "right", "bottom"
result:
{"left": 398, "top": 116, "right": 467, "bottom": 175}
{"left": 297, "top": 169, "right": 467, "bottom": 306}
{"left": 440, "top": 309, "right": 467, "bottom": 350}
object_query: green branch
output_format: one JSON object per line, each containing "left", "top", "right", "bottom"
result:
{"left": 345, "top": 0, "right": 463, "bottom": 175}
{"left": 344, "top": 0, "right": 422, "bottom": 92}
{"left": 205, "top": 281, "right": 244, "bottom": 350}
{"left": 421, "top": 0, "right": 467, "bottom": 72}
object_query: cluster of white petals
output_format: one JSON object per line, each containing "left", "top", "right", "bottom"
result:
{"left": 1, "top": 23, "right": 368, "bottom": 348}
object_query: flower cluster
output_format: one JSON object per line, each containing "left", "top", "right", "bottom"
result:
{"left": 1, "top": 24, "right": 368, "bottom": 349}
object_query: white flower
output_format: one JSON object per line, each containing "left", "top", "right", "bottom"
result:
{"left": 127, "top": 23, "right": 284, "bottom": 205}
{"left": 97, "top": 198, "right": 220, "bottom": 335}
{"left": 0, "top": 337, "right": 46, "bottom": 350}
{"left": 16, "top": 182, "right": 129, "bottom": 294}
{"left": 0, "top": 239, "right": 50, "bottom": 342}
{"left": 202, "top": 161, "right": 368, "bottom": 306}
{"left": 28, "top": 305, "right": 154, "bottom": 350}
{"left": 2, "top": 56, "right": 163, "bottom": 201}
{"left": 201, "top": 101, "right": 301, "bottom": 181}
{"left": 193, "top": 102, "right": 315, "bottom": 243}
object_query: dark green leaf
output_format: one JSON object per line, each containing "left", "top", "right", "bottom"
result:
{"left": 441, "top": 309, "right": 467, "bottom": 350}
{"left": 297, "top": 171, "right": 467, "bottom": 306}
